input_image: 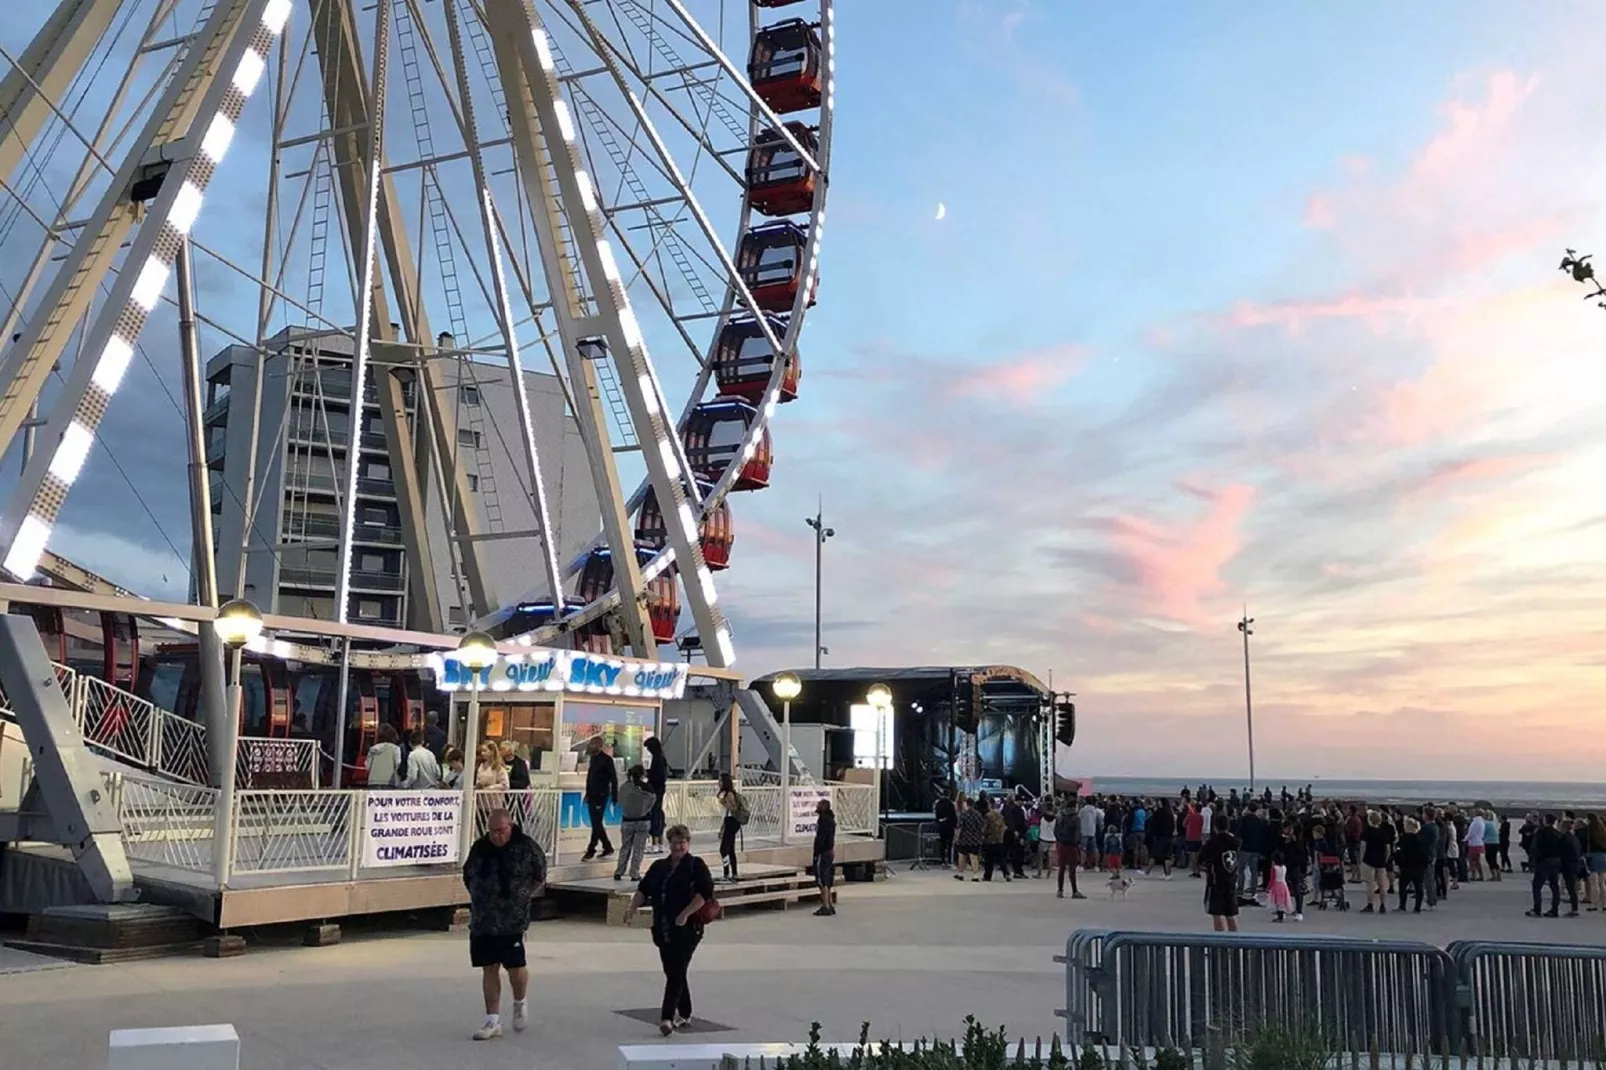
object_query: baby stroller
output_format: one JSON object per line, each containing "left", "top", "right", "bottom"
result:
{"left": 1315, "top": 853, "right": 1349, "bottom": 911}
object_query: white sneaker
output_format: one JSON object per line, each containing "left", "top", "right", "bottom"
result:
{"left": 512, "top": 1000, "right": 529, "bottom": 1032}
{"left": 1293, "top": 912, "right": 1304, "bottom": 921}
{"left": 473, "top": 1018, "right": 502, "bottom": 1041}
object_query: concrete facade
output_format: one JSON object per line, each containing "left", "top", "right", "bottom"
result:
{"left": 203, "top": 328, "right": 598, "bottom": 629}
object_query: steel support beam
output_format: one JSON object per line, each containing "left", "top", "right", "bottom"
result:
{"left": 305, "top": 0, "right": 498, "bottom": 618}
{"left": 0, "top": 0, "right": 272, "bottom": 576}
{"left": 492, "top": 0, "right": 735, "bottom": 667}
{"left": 0, "top": 0, "right": 122, "bottom": 187}
{"left": 482, "top": 0, "right": 656, "bottom": 655}
{"left": 0, "top": 613, "right": 136, "bottom": 903}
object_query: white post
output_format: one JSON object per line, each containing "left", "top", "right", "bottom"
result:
{"left": 458, "top": 683, "right": 482, "bottom": 862}
{"left": 779, "top": 698, "right": 791, "bottom": 845}
{"left": 211, "top": 655, "right": 242, "bottom": 888}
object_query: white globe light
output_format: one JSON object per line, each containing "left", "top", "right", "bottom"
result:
{"left": 455, "top": 631, "right": 499, "bottom": 671}
{"left": 866, "top": 682, "right": 893, "bottom": 709}
{"left": 213, "top": 598, "right": 264, "bottom": 649}
{"left": 772, "top": 672, "right": 802, "bottom": 701}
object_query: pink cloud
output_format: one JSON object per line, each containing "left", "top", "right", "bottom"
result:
{"left": 1105, "top": 483, "right": 1256, "bottom": 626}
{"left": 1409, "top": 71, "right": 1539, "bottom": 184}
{"left": 945, "top": 345, "right": 1088, "bottom": 403}
{"left": 1227, "top": 292, "right": 1436, "bottom": 334}
{"left": 1303, "top": 193, "right": 1338, "bottom": 229}
{"left": 1408, "top": 454, "right": 1556, "bottom": 503}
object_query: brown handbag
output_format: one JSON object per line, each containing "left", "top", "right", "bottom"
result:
{"left": 694, "top": 895, "right": 723, "bottom": 925}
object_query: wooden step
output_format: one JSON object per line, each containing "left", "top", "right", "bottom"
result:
{"left": 25, "top": 903, "right": 204, "bottom": 950}
{"left": 3, "top": 938, "right": 205, "bottom": 965}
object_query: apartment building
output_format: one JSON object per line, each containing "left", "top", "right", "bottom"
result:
{"left": 203, "top": 328, "right": 600, "bottom": 630}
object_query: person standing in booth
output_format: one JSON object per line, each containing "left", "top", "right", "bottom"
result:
{"left": 582, "top": 737, "right": 617, "bottom": 862}
{"left": 644, "top": 736, "right": 669, "bottom": 855}
{"left": 500, "top": 740, "right": 531, "bottom": 790}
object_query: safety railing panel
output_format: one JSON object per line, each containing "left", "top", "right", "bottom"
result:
{"left": 664, "top": 779, "right": 727, "bottom": 838}
{"left": 236, "top": 737, "right": 319, "bottom": 789}
{"left": 475, "top": 789, "right": 561, "bottom": 864}
{"left": 119, "top": 777, "right": 220, "bottom": 873}
{"left": 158, "top": 711, "right": 210, "bottom": 785}
{"left": 829, "top": 783, "right": 876, "bottom": 834}
{"left": 1076, "top": 930, "right": 1457, "bottom": 1060}
{"left": 1448, "top": 940, "right": 1606, "bottom": 1062}
{"left": 230, "top": 790, "right": 356, "bottom": 875}
{"left": 1057, "top": 930, "right": 1110, "bottom": 1045}
{"left": 77, "top": 673, "right": 158, "bottom": 771}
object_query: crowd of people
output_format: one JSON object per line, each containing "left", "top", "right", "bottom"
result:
{"left": 931, "top": 782, "right": 1606, "bottom": 927}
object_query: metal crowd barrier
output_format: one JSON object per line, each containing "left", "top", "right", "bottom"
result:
{"left": 1447, "top": 940, "right": 1606, "bottom": 1062}
{"left": 1064, "top": 930, "right": 1456, "bottom": 1059}
{"left": 882, "top": 821, "right": 946, "bottom": 869}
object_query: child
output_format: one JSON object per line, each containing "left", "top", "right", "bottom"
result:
{"left": 1102, "top": 824, "right": 1123, "bottom": 874}
{"left": 1267, "top": 851, "right": 1294, "bottom": 921}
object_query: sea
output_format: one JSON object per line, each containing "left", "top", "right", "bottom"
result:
{"left": 1082, "top": 776, "right": 1606, "bottom": 811}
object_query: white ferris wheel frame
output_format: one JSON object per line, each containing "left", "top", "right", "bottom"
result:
{"left": 0, "top": 0, "right": 835, "bottom": 673}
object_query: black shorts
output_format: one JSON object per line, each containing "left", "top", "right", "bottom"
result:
{"left": 470, "top": 932, "right": 528, "bottom": 969}
{"left": 814, "top": 852, "right": 835, "bottom": 887}
{"left": 1152, "top": 836, "right": 1174, "bottom": 859}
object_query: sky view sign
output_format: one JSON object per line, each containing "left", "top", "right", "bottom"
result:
{"left": 430, "top": 649, "right": 689, "bottom": 700}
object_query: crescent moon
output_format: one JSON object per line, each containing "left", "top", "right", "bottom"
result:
{"left": 934, "top": 202, "right": 946, "bottom": 221}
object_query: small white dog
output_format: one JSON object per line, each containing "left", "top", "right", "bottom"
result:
{"left": 1107, "top": 870, "right": 1133, "bottom": 899}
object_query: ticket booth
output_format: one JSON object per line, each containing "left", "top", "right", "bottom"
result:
{"left": 430, "top": 648, "right": 691, "bottom": 857}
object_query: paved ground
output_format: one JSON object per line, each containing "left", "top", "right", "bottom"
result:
{"left": 4, "top": 865, "right": 1604, "bottom": 1069}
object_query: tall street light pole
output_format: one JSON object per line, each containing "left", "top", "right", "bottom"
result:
{"left": 772, "top": 673, "right": 802, "bottom": 843}
{"left": 1237, "top": 609, "right": 1256, "bottom": 793}
{"left": 805, "top": 501, "right": 834, "bottom": 670}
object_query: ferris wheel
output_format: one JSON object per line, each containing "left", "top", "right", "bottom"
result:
{"left": 0, "top": 0, "right": 834, "bottom": 673}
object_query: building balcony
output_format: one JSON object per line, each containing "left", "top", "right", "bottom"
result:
{"left": 204, "top": 396, "right": 229, "bottom": 425}
{"left": 350, "top": 569, "right": 406, "bottom": 593}
{"left": 283, "top": 514, "right": 406, "bottom": 547}
{"left": 355, "top": 524, "right": 404, "bottom": 546}
{"left": 359, "top": 430, "right": 388, "bottom": 451}
{"left": 356, "top": 476, "right": 396, "bottom": 498}
{"left": 288, "top": 425, "right": 350, "bottom": 449}
{"left": 289, "top": 471, "right": 339, "bottom": 494}
{"left": 279, "top": 565, "right": 337, "bottom": 589}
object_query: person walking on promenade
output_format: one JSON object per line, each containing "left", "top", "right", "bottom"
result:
{"left": 1481, "top": 809, "right": 1502, "bottom": 882}
{"left": 625, "top": 824, "right": 716, "bottom": 1036}
{"left": 1183, "top": 803, "right": 1205, "bottom": 877}
{"left": 614, "top": 765, "right": 656, "bottom": 882}
{"left": 1198, "top": 823, "right": 1241, "bottom": 932}
{"left": 980, "top": 795, "right": 1008, "bottom": 882}
{"left": 1584, "top": 813, "right": 1606, "bottom": 911}
{"left": 934, "top": 790, "right": 957, "bottom": 868}
{"left": 1498, "top": 812, "right": 1514, "bottom": 873}
{"left": 1395, "top": 816, "right": 1431, "bottom": 913}
{"left": 1279, "top": 821, "right": 1308, "bottom": 920}
{"left": 1344, "top": 806, "right": 1364, "bottom": 882}
{"left": 1359, "top": 810, "right": 1395, "bottom": 914}
{"left": 812, "top": 797, "right": 837, "bottom": 916}
{"left": 644, "top": 736, "right": 669, "bottom": 855}
{"left": 1419, "top": 807, "right": 1442, "bottom": 908}
{"left": 1128, "top": 798, "right": 1149, "bottom": 872}
{"left": 1054, "top": 798, "right": 1086, "bottom": 899}
{"left": 1078, "top": 796, "right": 1103, "bottom": 871}
{"left": 1559, "top": 817, "right": 1583, "bottom": 917}
{"left": 1001, "top": 794, "right": 1029, "bottom": 879}
{"left": 1528, "top": 814, "right": 1565, "bottom": 918}
{"left": 1235, "top": 805, "right": 1265, "bottom": 899}
{"left": 954, "top": 796, "right": 984, "bottom": 882}
{"left": 463, "top": 807, "right": 547, "bottom": 1041}
{"left": 1147, "top": 800, "right": 1176, "bottom": 879}
{"left": 1266, "top": 853, "right": 1294, "bottom": 922}
{"left": 715, "top": 773, "right": 746, "bottom": 882}
{"left": 582, "top": 738, "right": 617, "bottom": 862}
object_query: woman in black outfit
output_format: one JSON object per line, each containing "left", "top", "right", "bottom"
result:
{"left": 626, "top": 824, "right": 715, "bottom": 1036}
{"left": 644, "top": 736, "right": 669, "bottom": 853}
{"left": 716, "top": 773, "right": 742, "bottom": 882}
{"left": 1395, "top": 816, "right": 1431, "bottom": 913}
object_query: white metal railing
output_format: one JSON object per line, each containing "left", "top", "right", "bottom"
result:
{"left": 230, "top": 790, "right": 356, "bottom": 875}
{"left": 119, "top": 777, "right": 220, "bottom": 873}
{"left": 78, "top": 672, "right": 158, "bottom": 770}
{"left": 235, "top": 738, "right": 319, "bottom": 789}
{"left": 830, "top": 783, "right": 877, "bottom": 835}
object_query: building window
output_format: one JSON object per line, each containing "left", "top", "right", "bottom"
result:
{"left": 459, "top": 384, "right": 481, "bottom": 406}
{"left": 361, "top": 506, "right": 389, "bottom": 526}
{"left": 466, "top": 473, "right": 479, "bottom": 491}
{"left": 356, "top": 599, "right": 384, "bottom": 620}
{"left": 457, "top": 428, "right": 482, "bottom": 449}
{"left": 360, "top": 552, "right": 387, "bottom": 572}
{"left": 448, "top": 606, "right": 466, "bottom": 626}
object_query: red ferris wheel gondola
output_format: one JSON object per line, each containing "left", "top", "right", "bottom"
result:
{"left": 578, "top": 546, "right": 680, "bottom": 645}
{"left": 737, "top": 221, "right": 817, "bottom": 313}
{"left": 683, "top": 400, "right": 772, "bottom": 491}
{"left": 749, "top": 19, "right": 824, "bottom": 115}
{"left": 713, "top": 315, "right": 799, "bottom": 405}
{"left": 636, "top": 482, "right": 734, "bottom": 571}
{"left": 746, "top": 123, "right": 820, "bottom": 217}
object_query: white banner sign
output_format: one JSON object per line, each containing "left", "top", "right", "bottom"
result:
{"left": 362, "top": 791, "right": 462, "bottom": 867}
{"left": 788, "top": 786, "right": 831, "bottom": 839}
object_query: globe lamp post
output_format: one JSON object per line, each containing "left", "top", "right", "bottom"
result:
{"left": 209, "top": 597, "right": 261, "bottom": 885}
{"left": 866, "top": 683, "right": 892, "bottom": 826}
{"left": 772, "top": 672, "right": 802, "bottom": 841}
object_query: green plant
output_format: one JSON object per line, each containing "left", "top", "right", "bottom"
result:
{"left": 1225, "top": 1023, "right": 1335, "bottom": 1070}
{"left": 772, "top": 1021, "right": 1085, "bottom": 1070}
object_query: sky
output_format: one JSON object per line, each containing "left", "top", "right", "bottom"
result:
{"left": 4, "top": 1, "right": 1605, "bottom": 781}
